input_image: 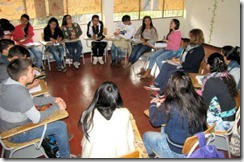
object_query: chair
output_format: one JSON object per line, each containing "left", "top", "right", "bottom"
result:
{"left": 119, "top": 150, "right": 140, "bottom": 158}
{"left": 210, "top": 107, "right": 240, "bottom": 158}
{"left": 0, "top": 110, "right": 69, "bottom": 158}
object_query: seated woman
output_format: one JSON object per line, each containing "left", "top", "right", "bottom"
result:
{"left": 12, "top": 14, "right": 43, "bottom": 69}
{"left": 144, "top": 29, "right": 205, "bottom": 97}
{"left": 141, "top": 19, "right": 181, "bottom": 79}
{"left": 79, "top": 81, "right": 135, "bottom": 158}
{"left": 124, "top": 16, "right": 158, "bottom": 69}
{"left": 143, "top": 71, "right": 207, "bottom": 158}
{"left": 221, "top": 45, "right": 240, "bottom": 89}
{"left": 61, "top": 15, "right": 83, "bottom": 69}
{"left": 44, "top": 17, "right": 66, "bottom": 72}
{"left": 87, "top": 15, "right": 107, "bottom": 65}
{"left": 202, "top": 53, "right": 238, "bottom": 131}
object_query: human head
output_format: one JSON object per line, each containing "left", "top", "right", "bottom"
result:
{"left": 62, "top": 15, "right": 72, "bottom": 26}
{"left": 47, "top": 17, "right": 59, "bottom": 30}
{"left": 221, "top": 45, "right": 240, "bottom": 65}
{"left": 122, "top": 15, "right": 131, "bottom": 25}
{"left": 189, "top": 29, "right": 204, "bottom": 45}
{"left": 0, "top": 39, "right": 15, "bottom": 55}
{"left": 142, "top": 16, "right": 153, "bottom": 28}
{"left": 170, "top": 19, "right": 180, "bottom": 30}
{"left": 0, "top": 18, "right": 15, "bottom": 39}
{"left": 7, "top": 58, "right": 34, "bottom": 84}
{"left": 20, "top": 14, "right": 30, "bottom": 37}
{"left": 91, "top": 15, "right": 100, "bottom": 26}
{"left": 8, "top": 45, "right": 30, "bottom": 61}
{"left": 207, "top": 52, "right": 227, "bottom": 73}
{"left": 80, "top": 81, "right": 123, "bottom": 140}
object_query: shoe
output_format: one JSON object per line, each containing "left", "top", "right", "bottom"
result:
{"left": 140, "top": 69, "right": 151, "bottom": 79}
{"left": 144, "top": 85, "right": 160, "bottom": 91}
{"left": 110, "top": 60, "right": 116, "bottom": 66}
{"left": 116, "top": 60, "right": 121, "bottom": 66}
{"left": 73, "top": 62, "right": 80, "bottom": 69}
{"left": 56, "top": 66, "right": 62, "bottom": 72}
{"left": 123, "top": 62, "right": 132, "bottom": 69}
{"left": 150, "top": 93, "right": 164, "bottom": 99}
{"left": 68, "top": 133, "right": 74, "bottom": 141}
{"left": 93, "top": 57, "right": 98, "bottom": 65}
{"left": 98, "top": 57, "right": 104, "bottom": 64}
{"left": 60, "top": 65, "right": 67, "bottom": 72}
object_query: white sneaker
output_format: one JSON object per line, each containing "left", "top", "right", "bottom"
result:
{"left": 93, "top": 57, "right": 98, "bottom": 65}
{"left": 98, "top": 57, "right": 104, "bottom": 64}
{"left": 73, "top": 62, "right": 79, "bottom": 69}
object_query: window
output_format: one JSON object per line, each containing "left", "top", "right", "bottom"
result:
{"left": 0, "top": 0, "right": 102, "bottom": 28}
{"left": 113, "top": 0, "right": 184, "bottom": 21}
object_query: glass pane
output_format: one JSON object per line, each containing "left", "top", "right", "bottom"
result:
{"left": 114, "top": 12, "right": 139, "bottom": 21}
{"left": 114, "top": 0, "right": 139, "bottom": 13}
{"left": 26, "top": 0, "right": 46, "bottom": 18}
{"left": 67, "top": 0, "right": 102, "bottom": 15}
{"left": 140, "top": 11, "right": 162, "bottom": 19}
{"left": 164, "top": 0, "right": 184, "bottom": 10}
{"left": 0, "top": 0, "right": 25, "bottom": 20}
{"left": 141, "top": 0, "right": 164, "bottom": 11}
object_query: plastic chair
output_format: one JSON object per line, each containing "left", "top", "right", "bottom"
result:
{"left": 0, "top": 110, "right": 68, "bottom": 158}
{"left": 210, "top": 107, "right": 240, "bottom": 158}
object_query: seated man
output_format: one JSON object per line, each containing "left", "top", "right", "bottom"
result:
{"left": 0, "top": 58, "right": 72, "bottom": 158}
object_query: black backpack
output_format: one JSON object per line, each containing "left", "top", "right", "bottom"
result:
{"left": 41, "top": 134, "right": 60, "bottom": 158}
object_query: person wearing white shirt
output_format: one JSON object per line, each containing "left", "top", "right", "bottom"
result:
{"left": 110, "top": 15, "right": 135, "bottom": 66}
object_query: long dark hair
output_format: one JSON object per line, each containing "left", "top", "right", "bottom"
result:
{"left": 164, "top": 71, "right": 207, "bottom": 134}
{"left": 62, "top": 14, "right": 71, "bottom": 26}
{"left": 221, "top": 45, "right": 240, "bottom": 65}
{"left": 166, "top": 19, "right": 180, "bottom": 39}
{"left": 79, "top": 81, "right": 123, "bottom": 141}
{"left": 207, "top": 53, "right": 237, "bottom": 98}
{"left": 141, "top": 16, "right": 154, "bottom": 39}
{"left": 46, "top": 17, "right": 60, "bottom": 31}
{"left": 20, "top": 14, "right": 30, "bottom": 37}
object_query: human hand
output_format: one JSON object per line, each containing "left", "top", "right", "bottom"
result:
{"left": 55, "top": 97, "right": 65, "bottom": 104}
{"left": 92, "top": 35, "right": 97, "bottom": 40}
{"left": 113, "top": 32, "right": 119, "bottom": 36}
{"left": 57, "top": 101, "right": 67, "bottom": 110}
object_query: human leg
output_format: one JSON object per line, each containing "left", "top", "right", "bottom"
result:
{"left": 156, "top": 50, "right": 175, "bottom": 70}
{"left": 130, "top": 45, "right": 151, "bottom": 65}
{"left": 29, "top": 46, "right": 43, "bottom": 68}
{"left": 73, "top": 41, "right": 82, "bottom": 63}
{"left": 110, "top": 43, "right": 117, "bottom": 62}
{"left": 48, "top": 46, "right": 62, "bottom": 67}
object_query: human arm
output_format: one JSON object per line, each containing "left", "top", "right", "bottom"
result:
{"left": 27, "top": 79, "right": 40, "bottom": 90}
{"left": 86, "top": 21, "right": 92, "bottom": 38}
{"left": 74, "top": 23, "right": 82, "bottom": 38}
{"left": 61, "top": 26, "right": 71, "bottom": 40}
{"left": 229, "top": 68, "right": 240, "bottom": 87}
{"left": 56, "top": 28, "right": 64, "bottom": 42}
{"left": 119, "top": 25, "right": 136, "bottom": 40}
{"left": 202, "top": 78, "right": 217, "bottom": 108}
{"left": 147, "top": 28, "right": 158, "bottom": 44}
{"left": 149, "top": 99, "right": 168, "bottom": 127}
{"left": 134, "top": 26, "right": 142, "bottom": 39}
{"left": 165, "top": 31, "right": 182, "bottom": 50}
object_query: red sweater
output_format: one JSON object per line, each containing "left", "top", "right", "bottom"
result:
{"left": 12, "top": 24, "right": 34, "bottom": 45}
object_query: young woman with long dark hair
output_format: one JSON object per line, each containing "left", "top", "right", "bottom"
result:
{"left": 202, "top": 53, "right": 238, "bottom": 131}
{"left": 12, "top": 14, "right": 43, "bottom": 69}
{"left": 143, "top": 71, "right": 207, "bottom": 158}
{"left": 79, "top": 81, "right": 135, "bottom": 158}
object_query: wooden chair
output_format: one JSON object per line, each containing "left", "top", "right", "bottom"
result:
{"left": 119, "top": 150, "right": 140, "bottom": 158}
{"left": 0, "top": 110, "right": 68, "bottom": 158}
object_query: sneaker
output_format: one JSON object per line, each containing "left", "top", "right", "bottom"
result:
{"left": 144, "top": 85, "right": 160, "bottom": 91}
{"left": 110, "top": 60, "right": 116, "bottom": 66}
{"left": 73, "top": 62, "right": 79, "bottom": 69}
{"left": 98, "top": 57, "right": 104, "bottom": 64}
{"left": 60, "top": 65, "right": 67, "bottom": 72}
{"left": 116, "top": 60, "right": 121, "bottom": 66}
{"left": 93, "top": 57, "right": 98, "bottom": 65}
{"left": 56, "top": 66, "right": 62, "bottom": 72}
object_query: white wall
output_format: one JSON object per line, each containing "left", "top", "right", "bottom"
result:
{"left": 184, "top": 0, "right": 240, "bottom": 47}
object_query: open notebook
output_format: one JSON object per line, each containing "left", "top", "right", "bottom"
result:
{"left": 29, "top": 84, "right": 42, "bottom": 94}
{"left": 196, "top": 75, "right": 204, "bottom": 85}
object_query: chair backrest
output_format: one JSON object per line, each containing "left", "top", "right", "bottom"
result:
{"left": 182, "top": 123, "right": 216, "bottom": 155}
{"left": 103, "top": 27, "right": 107, "bottom": 36}
{"left": 119, "top": 150, "right": 140, "bottom": 158}
{"left": 41, "top": 33, "right": 44, "bottom": 41}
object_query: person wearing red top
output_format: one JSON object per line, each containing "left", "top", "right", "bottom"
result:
{"left": 12, "top": 14, "right": 43, "bottom": 69}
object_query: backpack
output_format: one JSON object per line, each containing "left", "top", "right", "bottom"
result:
{"left": 189, "top": 132, "right": 225, "bottom": 158}
{"left": 41, "top": 134, "right": 60, "bottom": 158}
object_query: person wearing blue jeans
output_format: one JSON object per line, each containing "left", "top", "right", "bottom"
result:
{"left": 65, "top": 40, "right": 82, "bottom": 67}
{"left": 10, "top": 121, "right": 70, "bottom": 158}
{"left": 27, "top": 46, "right": 43, "bottom": 69}
{"left": 128, "top": 44, "right": 152, "bottom": 65}
{"left": 110, "top": 43, "right": 123, "bottom": 65}
{"left": 47, "top": 45, "right": 65, "bottom": 71}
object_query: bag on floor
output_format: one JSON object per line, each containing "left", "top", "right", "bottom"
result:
{"left": 189, "top": 132, "right": 225, "bottom": 158}
{"left": 41, "top": 134, "right": 60, "bottom": 158}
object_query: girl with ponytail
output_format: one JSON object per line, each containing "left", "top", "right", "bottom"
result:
{"left": 79, "top": 81, "right": 135, "bottom": 158}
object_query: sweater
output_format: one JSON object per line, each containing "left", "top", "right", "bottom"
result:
{"left": 149, "top": 102, "right": 203, "bottom": 154}
{"left": 12, "top": 24, "right": 35, "bottom": 45}
{"left": 165, "top": 30, "right": 182, "bottom": 51}
{"left": 86, "top": 20, "right": 105, "bottom": 40}
{"left": 134, "top": 26, "right": 158, "bottom": 44}
{"left": 81, "top": 108, "right": 135, "bottom": 158}
{"left": 61, "top": 23, "right": 82, "bottom": 43}
{"left": 43, "top": 26, "right": 64, "bottom": 42}
{"left": 114, "top": 22, "right": 136, "bottom": 40}
{"left": 0, "top": 78, "right": 60, "bottom": 133}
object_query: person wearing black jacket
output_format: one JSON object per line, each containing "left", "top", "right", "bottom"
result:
{"left": 87, "top": 15, "right": 107, "bottom": 65}
{"left": 44, "top": 17, "right": 66, "bottom": 72}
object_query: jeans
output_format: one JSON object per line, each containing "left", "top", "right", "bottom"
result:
{"left": 28, "top": 46, "right": 43, "bottom": 68}
{"left": 143, "top": 127, "right": 184, "bottom": 158}
{"left": 10, "top": 121, "right": 70, "bottom": 158}
{"left": 65, "top": 41, "right": 83, "bottom": 63}
{"left": 47, "top": 45, "right": 64, "bottom": 67}
{"left": 129, "top": 44, "right": 151, "bottom": 64}
{"left": 110, "top": 43, "right": 123, "bottom": 62}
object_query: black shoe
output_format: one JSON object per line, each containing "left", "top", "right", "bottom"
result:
{"left": 56, "top": 66, "right": 62, "bottom": 72}
{"left": 116, "top": 60, "right": 121, "bottom": 66}
{"left": 61, "top": 65, "right": 67, "bottom": 72}
{"left": 110, "top": 60, "right": 116, "bottom": 66}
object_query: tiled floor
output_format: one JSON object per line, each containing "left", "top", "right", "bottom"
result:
{"left": 44, "top": 53, "right": 160, "bottom": 156}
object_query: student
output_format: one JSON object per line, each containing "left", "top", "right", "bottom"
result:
{"left": 144, "top": 29, "right": 205, "bottom": 97}
{"left": 124, "top": 16, "right": 158, "bottom": 69}
{"left": 0, "top": 18, "right": 15, "bottom": 40}
{"left": 221, "top": 46, "right": 240, "bottom": 89}
{"left": 202, "top": 53, "right": 238, "bottom": 131}
{"left": 87, "top": 15, "right": 107, "bottom": 65}
{"left": 79, "top": 81, "right": 135, "bottom": 158}
{"left": 61, "top": 15, "right": 83, "bottom": 69}
{"left": 141, "top": 19, "right": 182, "bottom": 79}
{"left": 44, "top": 17, "right": 66, "bottom": 72}
{"left": 0, "top": 58, "right": 74, "bottom": 158}
{"left": 0, "top": 39, "right": 15, "bottom": 64}
{"left": 110, "top": 15, "right": 136, "bottom": 66}
{"left": 12, "top": 14, "right": 43, "bottom": 69}
{"left": 143, "top": 71, "right": 207, "bottom": 158}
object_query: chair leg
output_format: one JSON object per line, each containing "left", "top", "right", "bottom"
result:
{"left": 1, "top": 148, "right": 5, "bottom": 158}
{"left": 225, "top": 136, "right": 231, "bottom": 158}
{"left": 82, "top": 54, "right": 85, "bottom": 64}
